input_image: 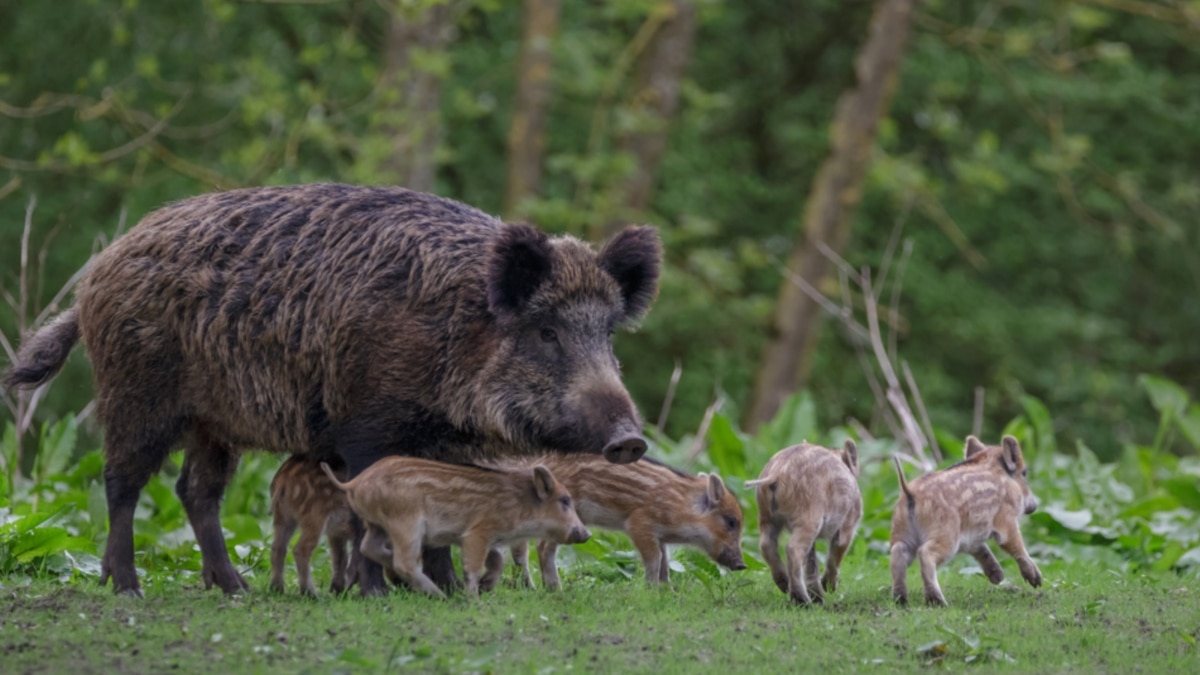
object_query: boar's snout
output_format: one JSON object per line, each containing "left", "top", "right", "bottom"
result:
{"left": 567, "top": 526, "right": 591, "bottom": 544}
{"left": 603, "top": 433, "right": 647, "bottom": 464}
{"left": 1024, "top": 494, "right": 1039, "bottom": 515}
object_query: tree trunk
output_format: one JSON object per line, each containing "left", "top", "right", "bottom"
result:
{"left": 600, "top": 0, "right": 697, "bottom": 240}
{"left": 504, "top": 0, "right": 561, "bottom": 220}
{"left": 747, "top": 0, "right": 921, "bottom": 429}
{"left": 376, "top": 1, "right": 458, "bottom": 194}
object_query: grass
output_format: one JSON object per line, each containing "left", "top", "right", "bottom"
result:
{"left": 3, "top": 552, "right": 1198, "bottom": 674}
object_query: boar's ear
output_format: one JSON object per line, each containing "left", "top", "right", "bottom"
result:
{"left": 488, "top": 224, "right": 554, "bottom": 316}
{"left": 598, "top": 226, "right": 662, "bottom": 323}
{"left": 531, "top": 465, "right": 556, "bottom": 503}
{"left": 964, "top": 435, "right": 987, "bottom": 459}
{"left": 704, "top": 472, "right": 728, "bottom": 505}
{"left": 842, "top": 439, "right": 859, "bottom": 475}
{"left": 1000, "top": 435, "right": 1023, "bottom": 475}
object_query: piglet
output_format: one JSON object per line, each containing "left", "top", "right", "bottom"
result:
{"left": 509, "top": 454, "right": 746, "bottom": 589}
{"left": 321, "top": 458, "right": 589, "bottom": 598}
{"left": 890, "top": 435, "right": 1042, "bottom": 607}
{"left": 269, "top": 455, "right": 355, "bottom": 596}
{"left": 748, "top": 440, "right": 862, "bottom": 606}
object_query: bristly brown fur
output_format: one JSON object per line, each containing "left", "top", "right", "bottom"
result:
{"left": 889, "top": 435, "right": 1042, "bottom": 607}
{"left": 3, "top": 183, "right": 661, "bottom": 598}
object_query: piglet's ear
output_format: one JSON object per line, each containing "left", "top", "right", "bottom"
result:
{"left": 842, "top": 439, "right": 859, "bottom": 476}
{"left": 705, "top": 472, "right": 727, "bottom": 505}
{"left": 964, "top": 435, "right": 987, "bottom": 459}
{"left": 488, "top": 224, "right": 554, "bottom": 316}
{"left": 598, "top": 226, "right": 662, "bottom": 323}
{"left": 1001, "top": 435, "right": 1023, "bottom": 475}
{"left": 531, "top": 465, "right": 556, "bottom": 503}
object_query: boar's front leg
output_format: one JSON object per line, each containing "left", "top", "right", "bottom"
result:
{"left": 656, "top": 544, "right": 671, "bottom": 584}
{"left": 176, "top": 434, "right": 249, "bottom": 594}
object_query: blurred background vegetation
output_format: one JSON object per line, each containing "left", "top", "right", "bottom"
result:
{"left": 1, "top": 0, "right": 1198, "bottom": 464}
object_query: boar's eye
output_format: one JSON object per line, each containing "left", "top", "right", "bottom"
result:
{"left": 1021, "top": 468, "right": 1028, "bottom": 478}
{"left": 559, "top": 495, "right": 571, "bottom": 510}
{"left": 725, "top": 516, "right": 739, "bottom": 531}
{"left": 541, "top": 327, "right": 559, "bottom": 343}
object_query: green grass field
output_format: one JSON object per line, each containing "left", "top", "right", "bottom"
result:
{"left": 3, "top": 554, "right": 1198, "bottom": 674}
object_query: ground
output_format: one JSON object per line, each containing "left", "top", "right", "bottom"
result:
{"left": 3, "top": 554, "right": 1198, "bottom": 674}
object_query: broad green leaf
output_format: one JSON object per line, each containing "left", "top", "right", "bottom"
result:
{"left": 1139, "top": 375, "right": 1190, "bottom": 417}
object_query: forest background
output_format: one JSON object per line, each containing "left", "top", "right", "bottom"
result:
{"left": 1, "top": 0, "right": 1198, "bottom": 464}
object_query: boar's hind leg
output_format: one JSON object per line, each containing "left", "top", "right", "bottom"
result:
{"left": 176, "top": 433, "right": 248, "bottom": 594}
{"left": 99, "top": 425, "right": 177, "bottom": 598}
{"left": 823, "top": 525, "right": 856, "bottom": 595}
{"left": 478, "top": 549, "right": 506, "bottom": 593}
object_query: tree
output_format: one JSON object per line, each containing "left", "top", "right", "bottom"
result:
{"left": 748, "top": 0, "right": 921, "bottom": 429}
{"left": 601, "top": 0, "right": 697, "bottom": 239}
{"left": 504, "top": 0, "right": 561, "bottom": 220}
{"left": 376, "top": 1, "right": 460, "bottom": 193}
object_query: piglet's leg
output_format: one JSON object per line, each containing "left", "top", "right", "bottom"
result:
{"left": 269, "top": 508, "right": 298, "bottom": 594}
{"left": 917, "top": 540, "right": 952, "bottom": 607}
{"left": 292, "top": 516, "right": 325, "bottom": 597}
{"left": 758, "top": 520, "right": 788, "bottom": 595}
{"left": 995, "top": 524, "right": 1042, "bottom": 588}
{"left": 785, "top": 524, "right": 819, "bottom": 606}
{"left": 804, "top": 543, "right": 824, "bottom": 603}
{"left": 971, "top": 544, "right": 1005, "bottom": 585}
{"left": 382, "top": 525, "right": 444, "bottom": 599}
{"left": 510, "top": 542, "right": 534, "bottom": 589}
{"left": 460, "top": 531, "right": 494, "bottom": 598}
{"left": 327, "top": 532, "right": 351, "bottom": 593}
{"left": 823, "top": 525, "right": 855, "bottom": 594}
{"left": 536, "top": 540, "right": 562, "bottom": 591}
{"left": 657, "top": 544, "right": 670, "bottom": 583}
{"left": 889, "top": 542, "right": 914, "bottom": 605}
{"left": 478, "top": 548, "right": 506, "bottom": 593}
{"left": 629, "top": 522, "right": 666, "bottom": 585}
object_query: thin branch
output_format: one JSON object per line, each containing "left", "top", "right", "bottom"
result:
{"left": 0, "top": 176, "right": 20, "bottom": 201}
{"left": 0, "top": 94, "right": 189, "bottom": 172}
{"left": 686, "top": 395, "right": 726, "bottom": 464}
{"left": 902, "top": 359, "right": 942, "bottom": 463}
{"left": 886, "top": 239, "right": 913, "bottom": 368}
{"left": 972, "top": 386, "right": 986, "bottom": 438}
{"left": 772, "top": 257, "right": 871, "bottom": 343}
{"left": 874, "top": 192, "right": 914, "bottom": 297}
{"left": 655, "top": 359, "right": 683, "bottom": 433}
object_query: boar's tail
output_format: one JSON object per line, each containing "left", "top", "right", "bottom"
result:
{"left": 2, "top": 308, "right": 80, "bottom": 390}
{"left": 320, "top": 462, "right": 350, "bottom": 492}
{"left": 892, "top": 456, "right": 914, "bottom": 505}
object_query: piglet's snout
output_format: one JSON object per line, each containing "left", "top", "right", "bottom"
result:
{"left": 567, "top": 526, "right": 591, "bottom": 544}
{"left": 1024, "top": 495, "right": 1039, "bottom": 515}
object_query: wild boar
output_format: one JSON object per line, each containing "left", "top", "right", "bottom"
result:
{"left": 320, "top": 457, "right": 590, "bottom": 598}
{"left": 890, "top": 435, "right": 1042, "bottom": 607}
{"left": 269, "top": 455, "right": 354, "bottom": 596}
{"left": 506, "top": 454, "right": 746, "bottom": 589}
{"left": 2, "top": 184, "right": 660, "bottom": 597}
{"left": 748, "top": 440, "right": 862, "bottom": 606}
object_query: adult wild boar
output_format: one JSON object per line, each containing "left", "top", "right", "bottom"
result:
{"left": 2, "top": 184, "right": 660, "bottom": 598}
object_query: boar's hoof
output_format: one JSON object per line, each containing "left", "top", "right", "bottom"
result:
{"left": 602, "top": 434, "right": 647, "bottom": 464}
